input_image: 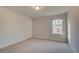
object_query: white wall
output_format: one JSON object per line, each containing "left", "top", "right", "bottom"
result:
{"left": 0, "top": 7, "right": 32, "bottom": 48}
{"left": 32, "top": 13, "right": 67, "bottom": 42}
{"left": 68, "top": 7, "right": 79, "bottom": 52}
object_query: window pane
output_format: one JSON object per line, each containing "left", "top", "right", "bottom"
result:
{"left": 52, "top": 20, "right": 63, "bottom": 34}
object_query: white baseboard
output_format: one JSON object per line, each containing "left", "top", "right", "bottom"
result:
{"left": 32, "top": 37, "right": 66, "bottom": 42}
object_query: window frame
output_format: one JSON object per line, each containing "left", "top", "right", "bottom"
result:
{"left": 52, "top": 19, "right": 63, "bottom": 35}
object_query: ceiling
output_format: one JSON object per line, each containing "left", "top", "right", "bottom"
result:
{"left": 4, "top": 6, "right": 69, "bottom": 18}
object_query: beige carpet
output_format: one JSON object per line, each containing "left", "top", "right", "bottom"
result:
{"left": 0, "top": 38, "right": 73, "bottom": 53}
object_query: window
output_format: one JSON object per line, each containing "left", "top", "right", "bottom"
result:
{"left": 52, "top": 20, "right": 63, "bottom": 34}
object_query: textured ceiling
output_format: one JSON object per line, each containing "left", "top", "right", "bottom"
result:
{"left": 4, "top": 6, "right": 69, "bottom": 18}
